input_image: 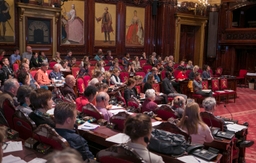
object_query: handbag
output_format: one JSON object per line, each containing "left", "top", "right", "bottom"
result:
{"left": 148, "top": 129, "right": 188, "bottom": 155}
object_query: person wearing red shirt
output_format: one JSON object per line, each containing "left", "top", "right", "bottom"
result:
{"left": 141, "top": 89, "right": 158, "bottom": 113}
{"left": 75, "top": 85, "right": 97, "bottom": 112}
{"left": 176, "top": 67, "right": 187, "bottom": 81}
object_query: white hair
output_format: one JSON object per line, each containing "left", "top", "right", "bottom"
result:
{"left": 54, "top": 63, "right": 61, "bottom": 69}
{"left": 202, "top": 97, "right": 216, "bottom": 111}
{"left": 145, "top": 89, "right": 155, "bottom": 99}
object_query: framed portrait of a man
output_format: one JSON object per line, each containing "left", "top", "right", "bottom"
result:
{"left": 61, "top": 0, "right": 84, "bottom": 45}
{"left": 94, "top": 3, "right": 116, "bottom": 46}
{"left": 125, "top": 6, "right": 145, "bottom": 47}
{"left": 0, "top": 0, "right": 15, "bottom": 43}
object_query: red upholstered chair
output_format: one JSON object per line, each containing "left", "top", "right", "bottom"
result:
{"left": 155, "top": 105, "right": 176, "bottom": 121}
{"left": 173, "top": 63, "right": 179, "bottom": 69}
{"left": 127, "top": 96, "right": 140, "bottom": 112}
{"left": 46, "top": 69, "right": 52, "bottom": 75}
{"left": 152, "top": 83, "right": 160, "bottom": 92}
{"left": 13, "top": 111, "right": 36, "bottom": 140}
{"left": 154, "top": 121, "right": 191, "bottom": 144}
{"left": 161, "top": 70, "right": 166, "bottom": 80}
{"left": 30, "top": 70, "right": 38, "bottom": 78}
{"left": 119, "top": 65, "right": 124, "bottom": 71}
{"left": 236, "top": 69, "right": 248, "bottom": 87}
{"left": 12, "top": 63, "right": 19, "bottom": 73}
{"left": 2, "top": 99, "right": 16, "bottom": 129}
{"left": 198, "top": 69, "right": 203, "bottom": 74}
{"left": 211, "top": 78, "right": 228, "bottom": 103}
{"left": 135, "top": 71, "right": 146, "bottom": 79}
{"left": 185, "top": 69, "right": 192, "bottom": 78}
{"left": 83, "top": 75, "right": 91, "bottom": 88}
{"left": 49, "top": 61, "right": 57, "bottom": 69}
{"left": 89, "top": 60, "right": 97, "bottom": 66}
{"left": 139, "top": 59, "right": 147, "bottom": 67}
{"left": 71, "top": 67, "right": 80, "bottom": 78}
{"left": 88, "top": 66, "right": 95, "bottom": 76}
{"left": 200, "top": 112, "right": 225, "bottom": 131}
{"left": 33, "top": 124, "right": 69, "bottom": 150}
{"left": 97, "top": 144, "right": 145, "bottom": 163}
{"left": 77, "top": 78, "right": 85, "bottom": 95}
{"left": 142, "top": 64, "right": 152, "bottom": 74}
{"left": 215, "top": 67, "right": 223, "bottom": 77}
{"left": 202, "top": 80, "right": 209, "bottom": 89}
{"left": 173, "top": 69, "right": 180, "bottom": 79}
{"left": 135, "top": 85, "right": 141, "bottom": 94}
{"left": 119, "top": 71, "right": 129, "bottom": 83}
{"left": 82, "top": 103, "right": 104, "bottom": 120}
{"left": 192, "top": 80, "right": 210, "bottom": 103}
{"left": 109, "top": 111, "right": 130, "bottom": 131}
{"left": 220, "top": 78, "right": 236, "bottom": 103}
{"left": 76, "top": 61, "right": 81, "bottom": 66}
{"left": 104, "top": 66, "right": 110, "bottom": 71}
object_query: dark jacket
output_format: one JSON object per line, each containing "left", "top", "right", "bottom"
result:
{"left": 162, "top": 77, "right": 176, "bottom": 94}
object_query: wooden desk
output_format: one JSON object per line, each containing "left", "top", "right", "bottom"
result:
{"left": 78, "top": 126, "right": 222, "bottom": 163}
{"left": 3, "top": 144, "right": 45, "bottom": 162}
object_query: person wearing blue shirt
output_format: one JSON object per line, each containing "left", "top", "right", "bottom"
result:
{"left": 143, "top": 67, "right": 160, "bottom": 83}
{"left": 54, "top": 102, "right": 94, "bottom": 161}
{"left": 94, "top": 49, "right": 103, "bottom": 61}
{"left": 9, "top": 47, "right": 21, "bottom": 65}
{"left": 49, "top": 64, "right": 64, "bottom": 80}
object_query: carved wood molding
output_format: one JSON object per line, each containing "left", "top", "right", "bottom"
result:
{"left": 225, "top": 31, "right": 256, "bottom": 40}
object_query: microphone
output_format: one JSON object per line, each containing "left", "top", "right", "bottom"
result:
{"left": 224, "top": 105, "right": 233, "bottom": 120}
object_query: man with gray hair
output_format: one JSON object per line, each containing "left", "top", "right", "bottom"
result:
{"left": 49, "top": 64, "right": 64, "bottom": 81}
{"left": 0, "top": 78, "right": 19, "bottom": 125}
{"left": 202, "top": 97, "right": 217, "bottom": 113}
{"left": 141, "top": 89, "right": 158, "bottom": 113}
{"left": 95, "top": 92, "right": 113, "bottom": 121}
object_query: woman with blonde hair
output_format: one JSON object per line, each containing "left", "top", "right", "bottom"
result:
{"left": 178, "top": 102, "right": 213, "bottom": 144}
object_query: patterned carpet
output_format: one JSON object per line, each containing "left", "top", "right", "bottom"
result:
{"left": 212, "top": 88, "right": 256, "bottom": 163}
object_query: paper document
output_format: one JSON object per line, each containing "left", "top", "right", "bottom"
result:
{"left": 226, "top": 124, "right": 247, "bottom": 132}
{"left": 152, "top": 121, "right": 162, "bottom": 127}
{"left": 177, "top": 155, "right": 215, "bottom": 163}
{"left": 106, "top": 133, "right": 130, "bottom": 144}
{"left": 3, "top": 141, "right": 23, "bottom": 153}
{"left": 108, "top": 109, "right": 132, "bottom": 115}
{"left": 78, "top": 121, "right": 99, "bottom": 130}
{"left": 2, "top": 155, "right": 23, "bottom": 163}
{"left": 28, "top": 158, "right": 47, "bottom": 163}
{"left": 202, "top": 89, "right": 211, "bottom": 93}
{"left": 110, "top": 105, "right": 124, "bottom": 110}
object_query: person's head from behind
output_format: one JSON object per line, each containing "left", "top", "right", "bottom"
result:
{"left": 145, "top": 89, "right": 155, "bottom": 101}
{"left": 17, "top": 70, "right": 30, "bottom": 85}
{"left": 17, "top": 85, "right": 33, "bottom": 106}
{"left": 96, "top": 92, "right": 109, "bottom": 108}
{"left": 127, "top": 78, "right": 136, "bottom": 88}
{"left": 124, "top": 114, "right": 152, "bottom": 146}
{"left": 172, "top": 96, "right": 186, "bottom": 109}
{"left": 178, "top": 102, "right": 203, "bottom": 134}
{"left": 54, "top": 102, "right": 77, "bottom": 129}
{"left": 202, "top": 97, "right": 216, "bottom": 113}
{"left": 46, "top": 147, "right": 83, "bottom": 163}
{"left": 165, "top": 71, "right": 172, "bottom": 79}
{"left": 65, "top": 75, "right": 76, "bottom": 87}
{"left": 0, "top": 126, "right": 6, "bottom": 162}
{"left": 147, "top": 74, "right": 154, "bottom": 84}
{"left": 95, "top": 82, "right": 108, "bottom": 92}
{"left": 84, "top": 85, "right": 97, "bottom": 102}
{"left": 3, "top": 78, "right": 19, "bottom": 96}
{"left": 30, "top": 88, "right": 53, "bottom": 111}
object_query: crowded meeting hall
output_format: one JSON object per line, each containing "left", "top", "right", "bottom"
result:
{"left": 0, "top": 0, "right": 256, "bottom": 162}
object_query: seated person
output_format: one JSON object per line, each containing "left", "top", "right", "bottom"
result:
{"left": 60, "top": 59, "right": 71, "bottom": 71}
{"left": 143, "top": 67, "right": 160, "bottom": 83}
{"left": 202, "top": 64, "right": 212, "bottom": 79}
{"left": 52, "top": 51, "right": 62, "bottom": 63}
{"left": 127, "top": 62, "right": 136, "bottom": 77}
{"left": 54, "top": 102, "right": 94, "bottom": 161}
{"left": 69, "top": 57, "right": 77, "bottom": 67}
{"left": 178, "top": 102, "right": 213, "bottom": 144}
{"left": 124, "top": 114, "right": 164, "bottom": 163}
{"left": 122, "top": 53, "right": 130, "bottom": 69}
{"left": 16, "top": 85, "right": 33, "bottom": 116}
{"left": 186, "top": 60, "right": 194, "bottom": 70}
{"left": 75, "top": 86, "right": 97, "bottom": 112}
{"left": 202, "top": 97, "right": 254, "bottom": 148}
{"left": 177, "top": 60, "right": 185, "bottom": 70}
{"left": 110, "top": 68, "right": 123, "bottom": 85}
{"left": 193, "top": 72, "right": 212, "bottom": 97}
{"left": 29, "top": 88, "right": 55, "bottom": 128}
{"left": 141, "top": 89, "right": 158, "bottom": 113}
{"left": 165, "top": 61, "right": 173, "bottom": 72}
{"left": 188, "top": 65, "right": 199, "bottom": 80}
{"left": 61, "top": 75, "right": 77, "bottom": 101}
{"left": 171, "top": 96, "right": 186, "bottom": 119}
{"left": 77, "top": 61, "right": 90, "bottom": 78}
{"left": 95, "top": 92, "right": 113, "bottom": 121}
{"left": 17, "top": 70, "right": 31, "bottom": 86}
{"left": 162, "top": 71, "right": 187, "bottom": 100}
{"left": 132, "top": 56, "right": 141, "bottom": 71}
{"left": 30, "top": 52, "right": 42, "bottom": 68}
{"left": 1, "top": 57, "right": 14, "bottom": 82}
{"left": 35, "top": 62, "right": 51, "bottom": 86}
{"left": 176, "top": 67, "right": 187, "bottom": 81}
{"left": 95, "top": 82, "right": 108, "bottom": 92}
{"left": 49, "top": 64, "right": 64, "bottom": 81}
{"left": 109, "top": 60, "right": 122, "bottom": 71}
{"left": 124, "top": 78, "right": 137, "bottom": 105}
{"left": 88, "top": 70, "right": 104, "bottom": 87}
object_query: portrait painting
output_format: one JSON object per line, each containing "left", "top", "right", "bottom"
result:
{"left": 125, "top": 6, "right": 145, "bottom": 46}
{"left": 0, "top": 0, "right": 15, "bottom": 43}
{"left": 94, "top": 3, "right": 116, "bottom": 46}
{"left": 61, "top": 0, "right": 84, "bottom": 45}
